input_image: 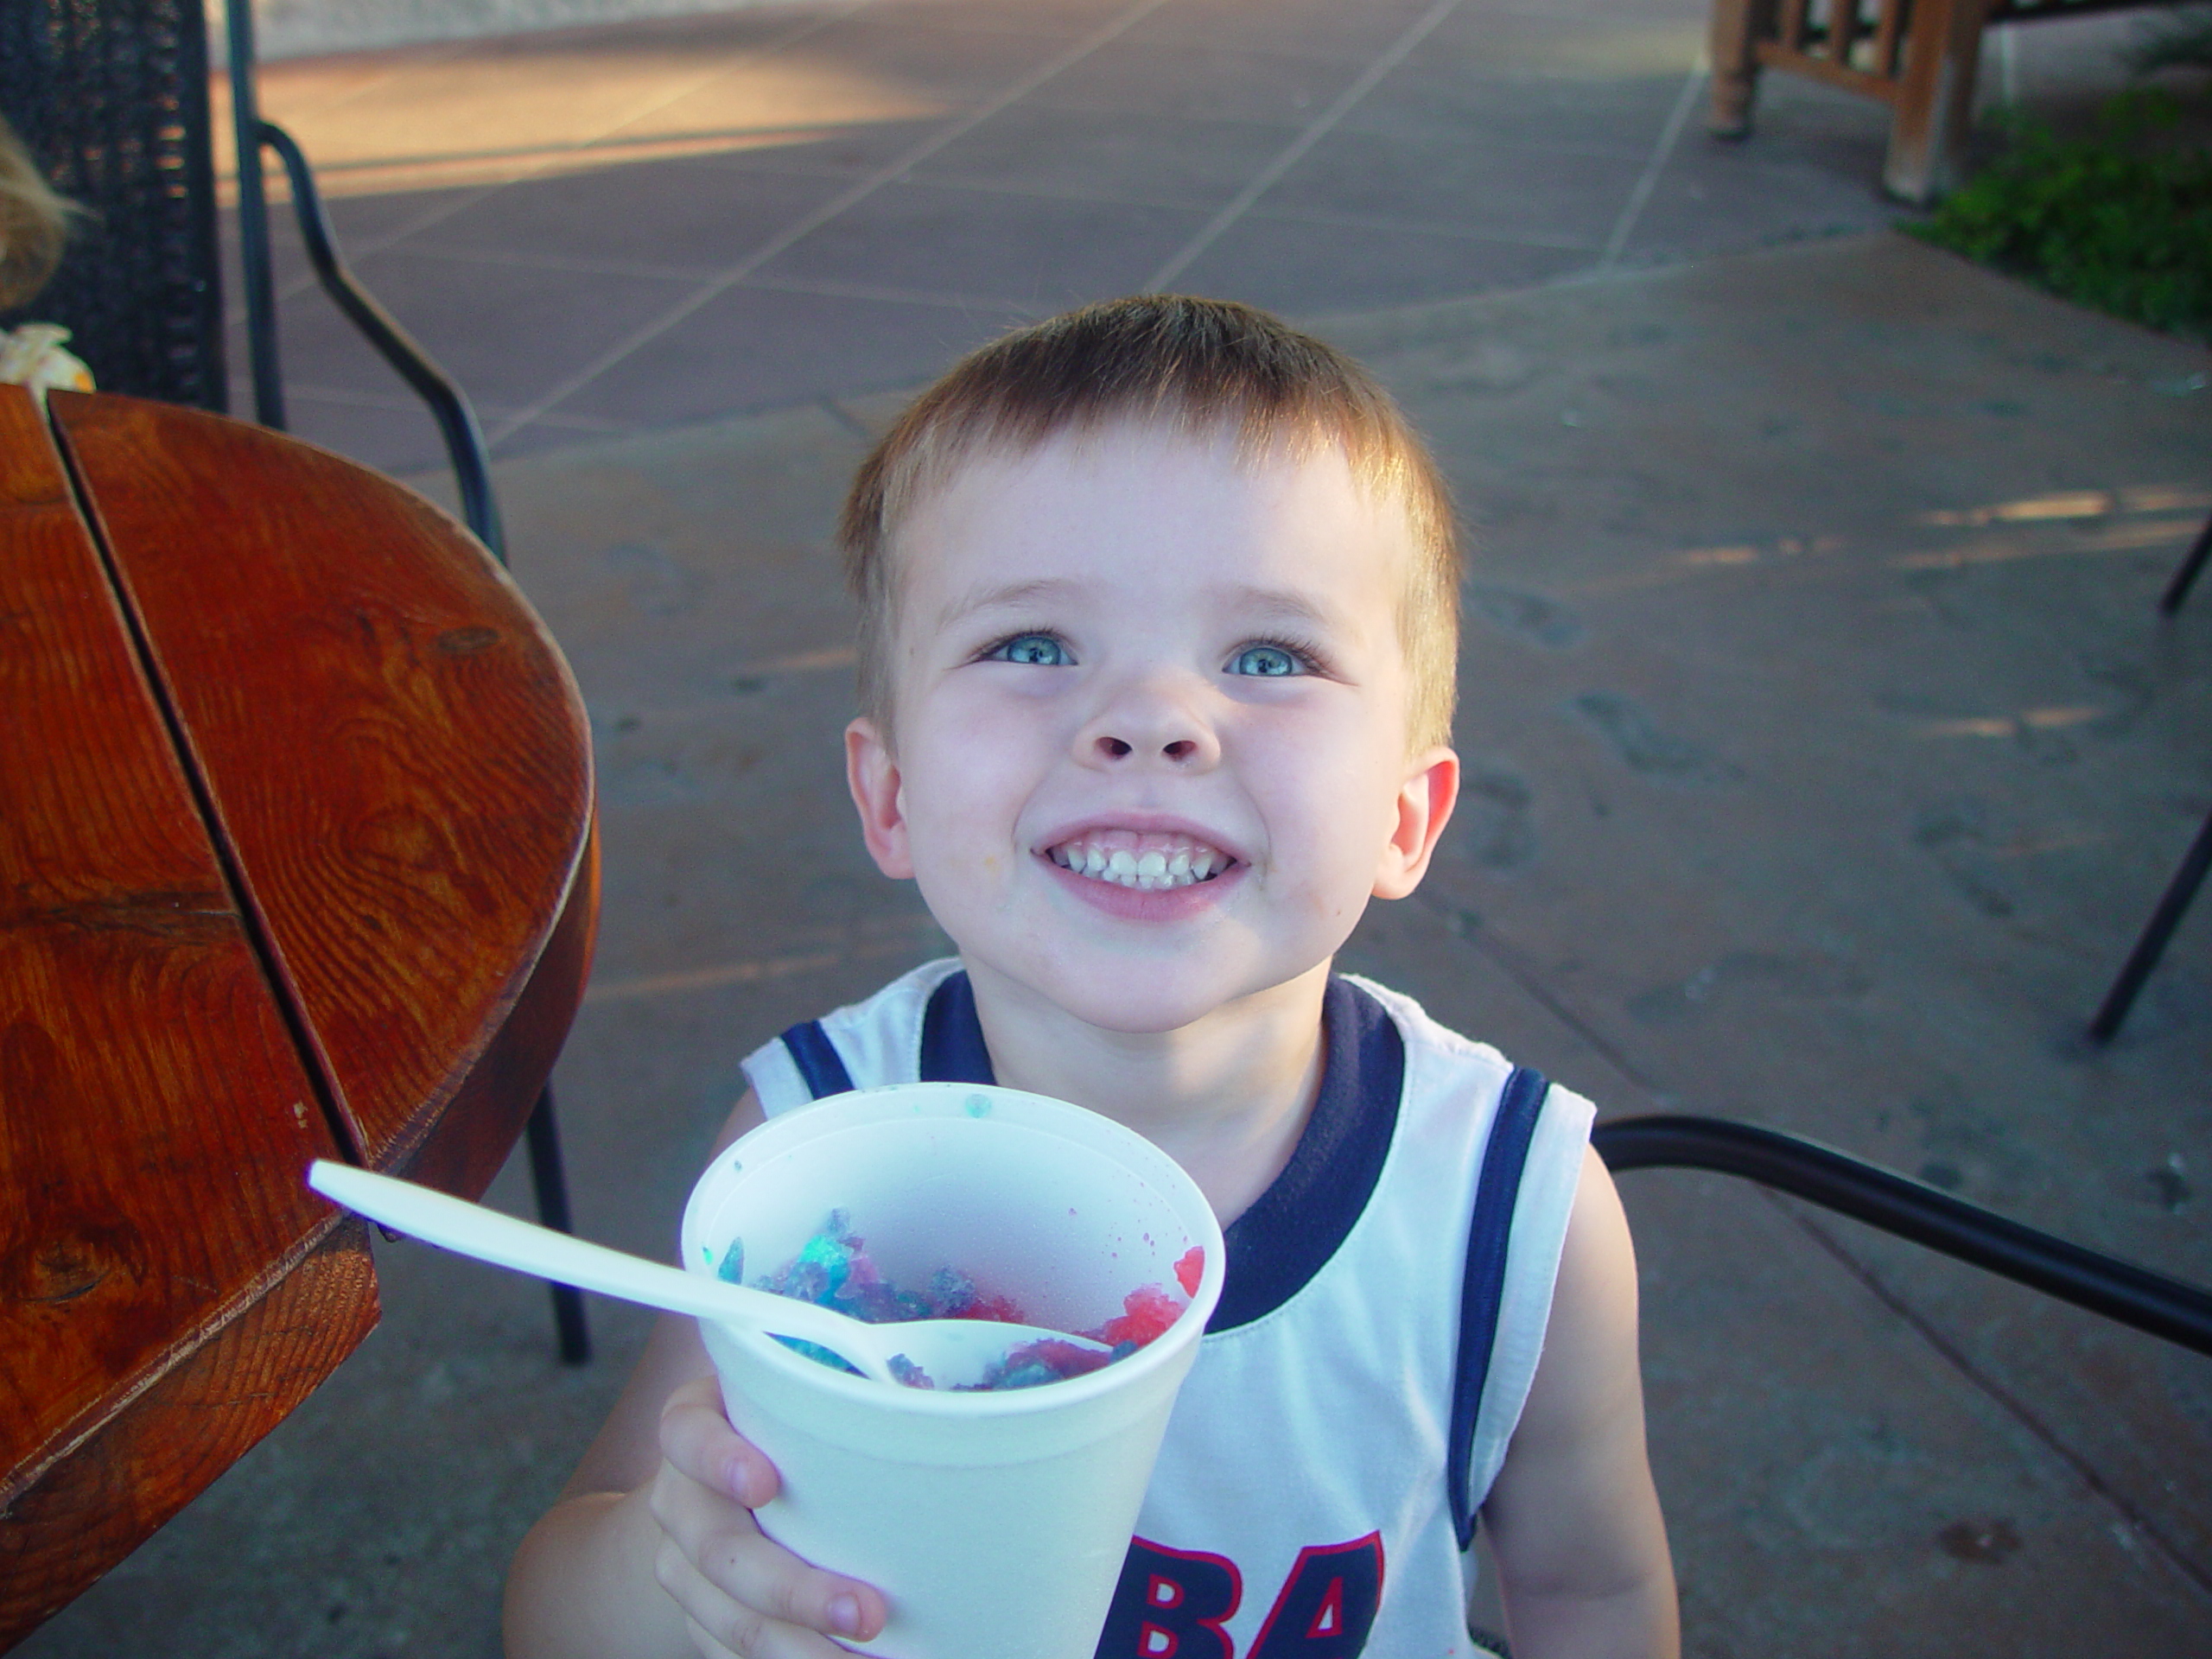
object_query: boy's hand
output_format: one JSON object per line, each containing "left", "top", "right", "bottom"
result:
{"left": 652, "top": 1376, "right": 889, "bottom": 1658}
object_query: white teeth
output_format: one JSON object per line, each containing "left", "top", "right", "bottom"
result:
{"left": 1045, "top": 832, "right": 1232, "bottom": 891}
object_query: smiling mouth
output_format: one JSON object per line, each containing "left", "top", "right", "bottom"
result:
{"left": 1045, "top": 830, "right": 1234, "bottom": 891}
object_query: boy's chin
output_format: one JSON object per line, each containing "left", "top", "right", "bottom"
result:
{"left": 969, "top": 950, "right": 1332, "bottom": 1039}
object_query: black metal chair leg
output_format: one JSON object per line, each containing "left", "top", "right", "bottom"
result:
{"left": 2088, "top": 807, "right": 2212, "bottom": 1044}
{"left": 526, "top": 1085, "right": 592, "bottom": 1364}
{"left": 225, "top": 0, "right": 285, "bottom": 429}
{"left": 2160, "top": 511, "right": 2211, "bottom": 616}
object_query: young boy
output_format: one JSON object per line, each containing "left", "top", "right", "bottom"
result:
{"left": 505, "top": 296, "right": 1677, "bottom": 1659}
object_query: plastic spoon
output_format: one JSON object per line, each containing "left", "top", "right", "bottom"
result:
{"left": 307, "top": 1160, "right": 1112, "bottom": 1389}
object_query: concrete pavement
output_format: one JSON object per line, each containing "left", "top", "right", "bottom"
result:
{"left": 21, "top": 1, "right": 2212, "bottom": 1654}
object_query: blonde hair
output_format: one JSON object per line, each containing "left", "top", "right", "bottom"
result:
{"left": 0, "top": 118, "right": 73, "bottom": 311}
{"left": 839, "top": 296, "right": 1461, "bottom": 752}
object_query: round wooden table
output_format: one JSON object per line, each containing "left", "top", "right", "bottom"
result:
{"left": 0, "top": 387, "right": 597, "bottom": 1646}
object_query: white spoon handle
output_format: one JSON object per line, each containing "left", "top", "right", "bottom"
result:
{"left": 306, "top": 1160, "right": 890, "bottom": 1376}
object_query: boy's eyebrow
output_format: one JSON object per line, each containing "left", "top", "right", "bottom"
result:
{"left": 1219, "top": 584, "right": 1339, "bottom": 634}
{"left": 938, "top": 578, "right": 1351, "bottom": 634}
{"left": 937, "top": 576, "right": 1086, "bottom": 628}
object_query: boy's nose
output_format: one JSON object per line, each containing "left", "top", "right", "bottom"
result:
{"left": 1094, "top": 732, "right": 1204, "bottom": 763}
{"left": 1077, "top": 691, "right": 1219, "bottom": 770}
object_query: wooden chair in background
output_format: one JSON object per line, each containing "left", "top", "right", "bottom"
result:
{"left": 1707, "top": 0, "right": 2193, "bottom": 201}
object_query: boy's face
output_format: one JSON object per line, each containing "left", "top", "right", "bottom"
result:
{"left": 845, "top": 422, "right": 1459, "bottom": 1036}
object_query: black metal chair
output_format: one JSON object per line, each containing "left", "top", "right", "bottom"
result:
{"left": 0, "top": 0, "right": 225, "bottom": 406}
{"left": 1594, "top": 1115, "right": 2212, "bottom": 1360}
{"left": 2, "top": 0, "right": 587, "bottom": 1362}
{"left": 2084, "top": 515, "right": 2212, "bottom": 1044}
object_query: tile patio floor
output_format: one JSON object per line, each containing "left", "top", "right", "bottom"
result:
{"left": 221, "top": 0, "right": 1942, "bottom": 474}
{"left": 20, "top": 3, "right": 2208, "bottom": 1656}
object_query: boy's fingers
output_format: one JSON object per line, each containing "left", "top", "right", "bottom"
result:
{"left": 659, "top": 1375, "right": 779, "bottom": 1509}
{"left": 658, "top": 1544, "right": 810, "bottom": 1659}
{"left": 654, "top": 1522, "right": 886, "bottom": 1656}
{"left": 650, "top": 1457, "right": 888, "bottom": 1649}
{"left": 681, "top": 1612, "right": 741, "bottom": 1659}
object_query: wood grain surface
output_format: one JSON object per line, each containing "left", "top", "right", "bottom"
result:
{"left": 0, "top": 388, "right": 370, "bottom": 1643}
{"left": 50, "top": 391, "right": 596, "bottom": 1192}
{"left": 2, "top": 387, "right": 596, "bottom": 1648}
{"left": 0, "top": 1229, "right": 378, "bottom": 1645}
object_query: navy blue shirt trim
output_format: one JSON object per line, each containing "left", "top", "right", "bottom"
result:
{"left": 918, "top": 969, "right": 995, "bottom": 1085}
{"left": 911, "top": 969, "right": 1402, "bottom": 1334}
{"left": 780, "top": 972, "right": 1408, "bottom": 1334}
{"left": 1210, "top": 976, "right": 1402, "bottom": 1331}
{"left": 779, "top": 1019, "right": 855, "bottom": 1098}
{"left": 1447, "top": 1064, "right": 1550, "bottom": 1548}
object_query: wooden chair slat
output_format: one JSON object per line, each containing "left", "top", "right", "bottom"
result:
{"left": 1872, "top": 0, "right": 1910, "bottom": 75}
{"left": 1709, "top": 0, "right": 2183, "bottom": 197}
{"left": 1827, "top": 0, "right": 1860, "bottom": 65}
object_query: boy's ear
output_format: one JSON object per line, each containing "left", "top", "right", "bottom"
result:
{"left": 845, "top": 717, "right": 914, "bottom": 880}
{"left": 1373, "top": 746, "right": 1459, "bottom": 900}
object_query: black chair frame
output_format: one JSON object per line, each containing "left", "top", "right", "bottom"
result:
{"left": 1593, "top": 1115, "right": 2212, "bottom": 1358}
{"left": 2083, "top": 512, "right": 2211, "bottom": 1044}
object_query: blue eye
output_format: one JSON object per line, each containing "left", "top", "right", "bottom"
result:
{"left": 991, "top": 632, "right": 1070, "bottom": 667}
{"left": 1228, "top": 644, "right": 1302, "bottom": 677}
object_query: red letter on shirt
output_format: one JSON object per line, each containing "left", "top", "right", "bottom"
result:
{"left": 1247, "top": 1534, "right": 1384, "bottom": 1658}
{"left": 1094, "top": 1539, "right": 1242, "bottom": 1659}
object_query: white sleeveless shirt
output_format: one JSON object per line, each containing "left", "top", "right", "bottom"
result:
{"left": 742, "top": 959, "right": 1593, "bottom": 1658}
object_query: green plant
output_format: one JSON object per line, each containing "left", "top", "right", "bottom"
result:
{"left": 1907, "top": 90, "right": 2212, "bottom": 339}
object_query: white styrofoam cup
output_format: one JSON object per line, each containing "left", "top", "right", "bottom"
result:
{"left": 680, "top": 1082, "right": 1225, "bottom": 1659}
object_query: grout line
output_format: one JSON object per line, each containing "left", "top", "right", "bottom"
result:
{"left": 1224, "top": 202, "right": 1603, "bottom": 254}
{"left": 819, "top": 396, "right": 877, "bottom": 441}
{"left": 581, "top": 925, "right": 941, "bottom": 1006}
{"left": 278, "top": 182, "right": 1605, "bottom": 322}
{"left": 482, "top": 0, "right": 1179, "bottom": 448}
{"left": 1778, "top": 1197, "right": 2212, "bottom": 1600}
{"left": 735, "top": 270, "right": 1040, "bottom": 314}
{"left": 276, "top": 381, "right": 449, "bottom": 412}
{"left": 226, "top": 1, "right": 868, "bottom": 326}
{"left": 1597, "top": 52, "right": 1707, "bottom": 270}
{"left": 1418, "top": 893, "right": 1678, "bottom": 1103}
{"left": 1438, "top": 890, "right": 2212, "bottom": 1605}
{"left": 1428, "top": 887, "right": 2205, "bottom": 1582}
{"left": 584, "top": 0, "right": 876, "bottom": 147}
{"left": 280, "top": 380, "right": 632, "bottom": 431}
{"left": 398, "top": 240, "right": 726, "bottom": 283}
{"left": 1140, "top": 0, "right": 1465, "bottom": 294}
{"left": 836, "top": 163, "right": 1285, "bottom": 220}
